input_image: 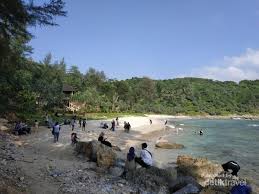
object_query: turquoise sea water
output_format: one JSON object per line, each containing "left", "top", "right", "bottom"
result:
{"left": 153, "top": 119, "right": 259, "bottom": 187}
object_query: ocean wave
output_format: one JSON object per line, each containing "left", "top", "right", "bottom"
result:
{"left": 248, "top": 124, "right": 259, "bottom": 127}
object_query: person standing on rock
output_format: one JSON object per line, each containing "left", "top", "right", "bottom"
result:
{"left": 135, "top": 143, "right": 152, "bottom": 168}
{"left": 53, "top": 122, "right": 61, "bottom": 143}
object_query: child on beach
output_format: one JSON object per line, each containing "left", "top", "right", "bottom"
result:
{"left": 34, "top": 120, "right": 39, "bottom": 129}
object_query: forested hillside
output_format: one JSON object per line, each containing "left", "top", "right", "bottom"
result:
{"left": 1, "top": 52, "right": 259, "bottom": 115}
{"left": 1, "top": 1, "right": 258, "bottom": 116}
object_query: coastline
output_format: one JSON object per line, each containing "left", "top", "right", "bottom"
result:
{"left": 146, "top": 114, "right": 259, "bottom": 120}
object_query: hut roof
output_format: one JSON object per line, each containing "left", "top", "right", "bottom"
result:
{"left": 62, "top": 84, "right": 75, "bottom": 92}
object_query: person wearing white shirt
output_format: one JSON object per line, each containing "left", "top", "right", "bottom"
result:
{"left": 135, "top": 143, "right": 153, "bottom": 168}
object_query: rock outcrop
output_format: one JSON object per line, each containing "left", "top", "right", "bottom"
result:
{"left": 177, "top": 155, "right": 223, "bottom": 187}
{"left": 0, "top": 118, "right": 9, "bottom": 131}
{"left": 155, "top": 142, "right": 184, "bottom": 149}
{"left": 169, "top": 176, "right": 202, "bottom": 193}
{"left": 75, "top": 140, "right": 99, "bottom": 161}
{"left": 125, "top": 166, "right": 177, "bottom": 194}
{"left": 96, "top": 143, "right": 117, "bottom": 168}
{"left": 75, "top": 140, "right": 117, "bottom": 168}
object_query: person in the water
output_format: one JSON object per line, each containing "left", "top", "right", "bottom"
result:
{"left": 199, "top": 129, "right": 203, "bottom": 135}
{"left": 222, "top": 161, "right": 240, "bottom": 176}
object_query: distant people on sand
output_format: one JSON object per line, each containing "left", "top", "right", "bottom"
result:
{"left": 222, "top": 161, "right": 240, "bottom": 176}
{"left": 111, "top": 120, "right": 116, "bottom": 131}
{"left": 79, "top": 118, "right": 82, "bottom": 128}
{"left": 135, "top": 143, "right": 153, "bottom": 168}
{"left": 149, "top": 119, "right": 152, "bottom": 125}
{"left": 45, "top": 114, "right": 49, "bottom": 125}
{"left": 71, "top": 118, "right": 75, "bottom": 131}
{"left": 100, "top": 122, "right": 109, "bottom": 129}
{"left": 82, "top": 118, "right": 86, "bottom": 131}
{"left": 34, "top": 120, "right": 39, "bottom": 130}
{"left": 53, "top": 122, "right": 61, "bottom": 143}
{"left": 116, "top": 117, "right": 119, "bottom": 126}
{"left": 71, "top": 132, "right": 79, "bottom": 144}
{"left": 124, "top": 121, "right": 131, "bottom": 133}
{"left": 98, "top": 132, "right": 112, "bottom": 147}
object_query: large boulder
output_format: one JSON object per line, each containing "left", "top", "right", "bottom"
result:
{"left": 173, "top": 183, "right": 200, "bottom": 194}
{"left": 177, "top": 155, "right": 223, "bottom": 187}
{"left": 155, "top": 142, "right": 184, "bottom": 149}
{"left": 75, "top": 140, "right": 99, "bottom": 161}
{"left": 126, "top": 166, "right": 177, "bottom": 194}
{"left": 76, "top": 140, "right": 117, "bottom": 168}
{"left": 169, "top": 176, "right": 202, "bottom": 193}
{"left": 96, "top": 143, "right": 117, "bottom": 168}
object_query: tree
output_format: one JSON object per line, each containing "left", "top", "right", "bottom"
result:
{"left": 0, "top": 0, "right": 66, "bottom": 113}
{"left": 84, "top": 67, "right": 106, "bottom": 90}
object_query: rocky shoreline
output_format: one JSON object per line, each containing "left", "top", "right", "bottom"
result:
{"left": 1, "top": 117, "right": 258, "bottom": 193}
{"left": 74, "top": 139, "right": 258, "bottom": 194}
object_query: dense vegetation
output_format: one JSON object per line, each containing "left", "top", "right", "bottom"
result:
{"left": 1, "top": 1, "right": 259, "bottom": 117}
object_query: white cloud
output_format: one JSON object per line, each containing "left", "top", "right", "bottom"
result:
{"left": 194, "top": 48, "right": 259, "bottom": 82}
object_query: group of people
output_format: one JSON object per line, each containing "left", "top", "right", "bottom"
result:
{"left": 100, "top": 117, "right": 131, "bottom": 133}
{"left": 13, "top": 121, "right": 31, "bottom": 135}
{"left": 124, "top": 121, "right": 131, "bottom": 133}
{"left": 97, "top": 132, "right": 153, "bottom": 172}
{"left": 71, "top": 116, "right": 87, "bottom": 131}
{"left": 122, "top": 143, "right": 153, "bottom": 177}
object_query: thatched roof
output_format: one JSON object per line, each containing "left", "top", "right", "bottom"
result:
{"left": 62, "top": 84, "right": 75, "bottom": 92}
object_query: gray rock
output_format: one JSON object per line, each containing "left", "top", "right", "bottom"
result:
{"left": 155, "top": 142, "right": 184, "bottom": 149}
{"left": 173, "top": 183, "right": 200, "bottom": 194}
{"left": 97, "top": 143, "right": 117, "bottom": 168}
{"left": 169, "top": 176, "right": 202, "bottom": 193}
{"left": 109, "top": 167, "right": 124, "bottom": 177}
{"left": 177, "top": 155, "right": 222, "bottom": 187}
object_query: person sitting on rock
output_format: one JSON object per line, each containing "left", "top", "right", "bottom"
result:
{"left": 71, "top": 133, "right": 79, "bottom": 144}
{"left": 222, "top": 161, "right": 240, "bottom": 176}
{"left": 98, "top": 132, "right": 112, "bottom": 147}
{"left": 126, "top": 147, "right": 136, "bottom": 170}
{"left": 135, "top": 143, "right": 152, "bottom": 168}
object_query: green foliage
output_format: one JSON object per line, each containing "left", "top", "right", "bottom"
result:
{"left": 1, "top": 1, "right": 259, "bottom": 117}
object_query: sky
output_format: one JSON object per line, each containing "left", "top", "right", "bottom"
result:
{"left": 29, "top": 0, "right": 259, "bottom": 81}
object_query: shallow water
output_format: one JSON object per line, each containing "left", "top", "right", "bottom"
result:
{"left": 153, "top": 119, "right": 259, "bottom": 187}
